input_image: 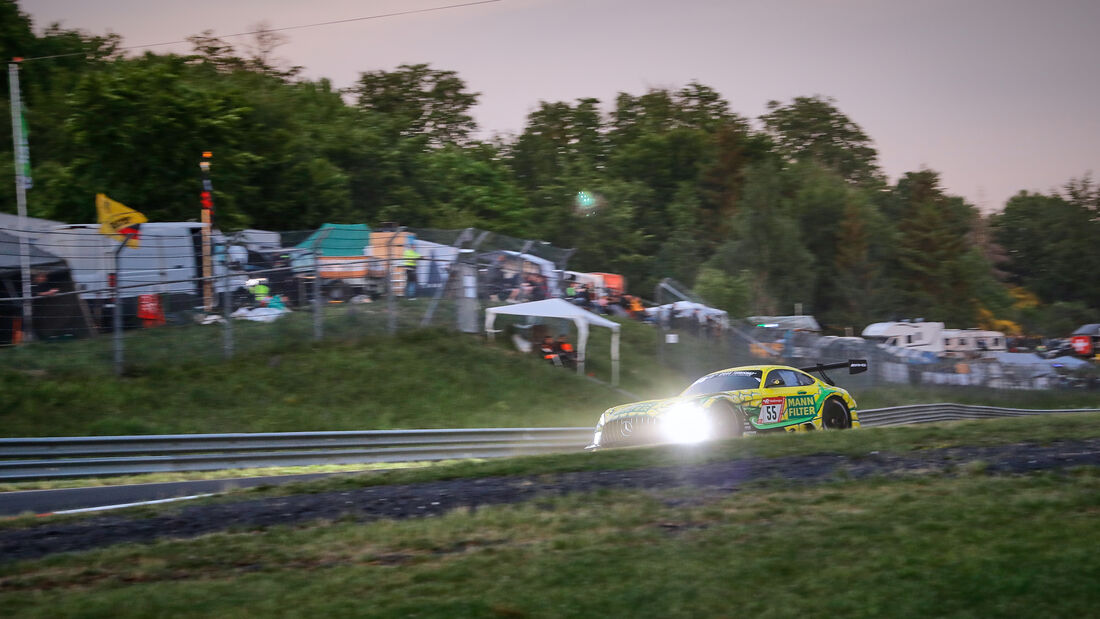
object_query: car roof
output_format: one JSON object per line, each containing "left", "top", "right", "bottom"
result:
{"left": 703, "top": 364, "right": 807, "bottom": 376}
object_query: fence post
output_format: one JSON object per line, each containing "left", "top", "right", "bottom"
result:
{"left": 312, "top": 252, "right": 323, "bottom": 341}
{"left": 112, "top": 232, "right": 135, "bottom": 377}
{"left": 386, "top": 227, "right": 405, "bottom": 336}
{"left": 222, "top": 267, "right": 233, "bottom": 359}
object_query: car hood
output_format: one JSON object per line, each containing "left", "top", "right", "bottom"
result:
{"left": 601, "top": 396, "right": 698, "bottom": 421}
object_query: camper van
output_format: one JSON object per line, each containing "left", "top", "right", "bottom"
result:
{"left": 862, "top": 321, "right": 946, "bottom": 354}
{"left": 34, "top": 222, "right": 234, "bottom": 303}
{"left": 862, "top": 321, "right": 1006, "bottom": 358}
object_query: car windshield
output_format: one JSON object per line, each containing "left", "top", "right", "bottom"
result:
{"left": 681, "top": 370, "right": 762, "bottom": 396}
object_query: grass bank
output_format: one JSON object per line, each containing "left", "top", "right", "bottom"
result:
{"left": 1, "top": 317, "right": 1096, "bottom": 438}
{"left": 2, "top": 470, "right": 1097, "bottom": 616}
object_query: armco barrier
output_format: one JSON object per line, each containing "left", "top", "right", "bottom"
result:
{"left": 856, "top": 403, "right": 1100, "bottom": 428}
{"left": 2, "top": 405, "right": 1098, "bottom": 481}
{"left": 0, "top": 428, "right": 593, "bottom": 481}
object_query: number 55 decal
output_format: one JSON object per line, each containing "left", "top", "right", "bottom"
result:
{"left": 759, "top": 397, "right": 784, "bottom": 424}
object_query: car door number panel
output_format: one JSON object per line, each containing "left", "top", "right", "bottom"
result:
{"left": 759, "top": 397, "right": 784, "bottom": 424}
{"left": 758, "top": 395, "right": 817, "bottom": 425}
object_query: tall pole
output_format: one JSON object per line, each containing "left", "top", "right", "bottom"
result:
{"left": 8, "top": 61, "right": 33, "bottom": 343}
{"left": 113, "top": 232, "right": 137, "bottom": 376}
{"left": 198, "top": 151, "right": 215, "bottom": 313}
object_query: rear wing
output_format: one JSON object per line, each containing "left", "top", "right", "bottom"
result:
{"left": 799, "top": 359, "right": 868, "bottom": 385}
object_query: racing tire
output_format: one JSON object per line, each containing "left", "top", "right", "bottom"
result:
{"left": 711, "top": 402, "right": 744, "bottom": 439}
{"left": 821, "top": 399, "right": 852, "bottom": 430}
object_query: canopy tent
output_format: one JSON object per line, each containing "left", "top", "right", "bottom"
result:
{"left": 485, "top": 298, "right": 621, "bottom": 385}
{"left": 645, "top": 301, "right": 729, "bottom": 328}
{"left": 746, "top": 315, "right": 821, "bottom": 332}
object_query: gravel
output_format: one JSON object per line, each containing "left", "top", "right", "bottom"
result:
{"left": 3, "top": 439, "right": 1099, "bottom": 562}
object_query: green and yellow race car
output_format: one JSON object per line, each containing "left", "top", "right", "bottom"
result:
{"left": 587, "top": 360, "right": 867, "bottom": 449}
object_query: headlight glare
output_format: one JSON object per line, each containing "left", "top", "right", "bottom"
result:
{"left": 661, "top": 403, "right": 712, "bottom": 444}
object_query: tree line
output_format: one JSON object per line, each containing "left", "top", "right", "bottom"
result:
{"left": 1, "top": 1, "right": 1097, "bottom": 335}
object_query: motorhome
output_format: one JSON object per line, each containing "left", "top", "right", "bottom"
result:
{"left": 862, "top": 321, "right": 946, "bottom": 354}
{"left": 941, "top": 329, "right": 1008, "bottom": 357}
{"left": 863, "top": 321, "right": 1006, "bottom": 358}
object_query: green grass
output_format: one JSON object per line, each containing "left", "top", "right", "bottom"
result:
{"left": 0, "top": 461, "right": 453, "bottom": 493}
{"left": 1, "top": 313, "right": 1096, "bottom": 438}
{"left": 1, "top": 472, "right": 1097, "bottom": 617}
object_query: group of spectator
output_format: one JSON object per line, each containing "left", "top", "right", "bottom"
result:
{"left": 539, "top": 334, "right": 576, "bottom": 368}
{"left": 564, "top": 282, "right": 647, "bottom": 321}
{"left": 485, "top": 255, "right": 552, "bottom": 303}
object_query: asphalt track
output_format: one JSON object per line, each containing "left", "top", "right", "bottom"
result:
{"left": 0, "top": 472, "right": 342, "bottom": 517}
{"left": 3, "top": 439, "right": 1100, "bottom": 562}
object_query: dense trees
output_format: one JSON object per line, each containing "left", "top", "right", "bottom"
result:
{"left": 1, "top": 0, "right": 1095, "bottom": 334}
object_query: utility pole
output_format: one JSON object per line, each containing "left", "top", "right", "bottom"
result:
{"left": 198, "top": 151, "right": 215, "bottom": 313}
{"left": 8, "top": 59, "right": 33, "bottom": 342}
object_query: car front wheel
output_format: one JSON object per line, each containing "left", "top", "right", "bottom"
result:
{"left": 712, "top": 402, "right": 745, "bottom": 439}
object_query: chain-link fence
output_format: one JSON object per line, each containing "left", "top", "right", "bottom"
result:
{"left": 2, "top": 221, "right": 1096, "bottom": 389}
{"left": 651, "top": 279, "right": 1099, "bottom": 392}
{"left": 0, "top": 223, "right": 578, "bottom": 375}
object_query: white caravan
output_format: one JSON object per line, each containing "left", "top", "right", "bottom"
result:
{"left": 862, "top": 321, "right": 946, "bottom": 354}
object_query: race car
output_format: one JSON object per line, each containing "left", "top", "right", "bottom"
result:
{"left": 587, "top": 360, "right": 867, "bottom": 449}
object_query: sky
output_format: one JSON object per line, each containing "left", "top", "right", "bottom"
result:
{"left": 18, "top": 0, "right": 1100, "bottom": 212}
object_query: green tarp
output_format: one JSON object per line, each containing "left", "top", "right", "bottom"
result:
{"left": 294, "top": 223, "right": 371, "bottom": 257}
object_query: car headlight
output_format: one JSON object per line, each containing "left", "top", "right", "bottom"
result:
{"left": 660, "top": 402, "right": 712, "bottom": 444}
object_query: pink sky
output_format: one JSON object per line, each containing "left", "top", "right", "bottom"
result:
{"left": 19, "top": 0, "right": 1100, "bottom": 212}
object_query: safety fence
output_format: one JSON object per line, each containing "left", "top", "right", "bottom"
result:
{"left": 0, "top": 223, "right": 577, "bottom": 375}
{"left": 2, "top": 405, "right": 1098, "bottom": 481}
{"left": 650, "top": 280, "right": 1098, "bottom": 392}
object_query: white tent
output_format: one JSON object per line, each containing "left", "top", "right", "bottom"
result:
{"left": 646, "top": 301, "right": 729, "bottom": 328}
{"left": 485, "top": 298, "right": 621, "bottom": 385}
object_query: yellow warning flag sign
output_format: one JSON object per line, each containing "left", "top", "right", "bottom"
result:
{"left": 96, "top": 193, "right": 147, "bottom": 248}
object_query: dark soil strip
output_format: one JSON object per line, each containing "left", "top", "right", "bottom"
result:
{"left": 3, "top": 439, "right": 1099, "bottom": 562}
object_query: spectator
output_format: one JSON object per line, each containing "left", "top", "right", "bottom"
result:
{"left": 487, "top": 255, "right": 507, "bottom": 301}
{"left": 539, "top": 336, "right": 562, "bottom": 366}
{"left": 574, "top": 283, "right": 591, "bottom": 308}
{"left": 509, "top": 277, "right": 534, "bottom": 303}
{"left": 554, "top": 334, "right": 576, "bottom": 368}
{"left": 31, "top": 272, "right": 58, "bottom": 297}
{"left": 403, "top": 241, "right": 422, "bottom": 299}
{"left": 531, "top": 275, "right": 548, "bottom": 301}
{"left": 249, "top": 279, "right": 271, "bottom": 306}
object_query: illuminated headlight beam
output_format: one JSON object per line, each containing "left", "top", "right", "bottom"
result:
{"left": 660, "top": 403, "right": 713, "bottom": 444}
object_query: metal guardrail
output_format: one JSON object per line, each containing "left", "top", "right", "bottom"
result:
{"left": 1, "top": 405, "right": 1098, "bottom": 481}
{"left": 857, "top": 403, "right": 1100, "bottom": 428}
{"left": 0, "top": 428, "right": 593, "bottom": 481}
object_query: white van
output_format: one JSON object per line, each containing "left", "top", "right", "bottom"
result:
{"left": 34, "top": 223, "right": 232, "bottom": 301}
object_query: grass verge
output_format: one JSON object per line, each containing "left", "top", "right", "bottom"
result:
{"left": 2, "top": 317, "right": 1097, "bottom": 438}
{"left": 1, "top": 470, "right": 1097, "bottom": 617}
